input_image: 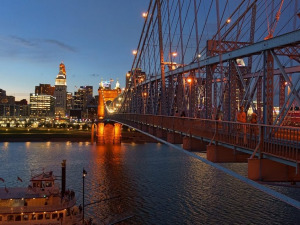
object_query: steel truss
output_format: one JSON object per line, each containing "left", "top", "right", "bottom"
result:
{"left": 117, "top": 0, "right": 300, "bottom": 126}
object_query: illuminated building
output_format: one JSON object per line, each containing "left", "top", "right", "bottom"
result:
{"left": 66, "top": 92, "right": 73, "bottom": 116}
{"left": 73, "top": 86, "right": 93, "bottom": 111}
{"left": 15, "top": 99, "right": 30, "bottom": 116}
{"left": 30, "top": 94, "right": 55, "bottom": 117}
{"left": 54, "top": 62, "right": 67, "bottom": 117}
{"left": 125, "top": 68, "right": 146, "bottom": 89}
{"left": 0, "top": 89, "right": 20, "bottom": 117}
{"left": 35, "top": 84, "right": 55, "bottom": 96}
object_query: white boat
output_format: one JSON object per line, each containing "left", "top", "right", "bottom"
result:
{"left": 0, "top": 161, "right": 82, "bottom": 225}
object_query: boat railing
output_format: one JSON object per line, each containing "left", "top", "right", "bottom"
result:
{"left": 0, "top": 197, "right": 76, "bottom": 214}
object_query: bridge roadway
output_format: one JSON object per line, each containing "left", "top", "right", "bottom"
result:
{"left": 108, "top": 113, "right": 299, "bottom": 170}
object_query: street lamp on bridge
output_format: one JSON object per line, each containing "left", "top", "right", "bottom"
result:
{"left": 142, "top": 12, "right": 148, "bottom": 18}
{"left": 187, "top": 76, "right": 193, "bottom": 117}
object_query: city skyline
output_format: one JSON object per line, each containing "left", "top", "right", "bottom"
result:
{"left": 0, "top": 0, "right": 148, "bottom": 101}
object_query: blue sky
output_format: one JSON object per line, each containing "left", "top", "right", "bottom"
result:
{"left": 0, "top": 0, "right": 148, "bottom": 100}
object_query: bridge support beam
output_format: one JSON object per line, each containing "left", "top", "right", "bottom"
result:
{"left": 167, "top": 132, "right": 183, "bottom": 144}
{"left": 183, "top": 136, "right": 207, "bottom": 151}
{"left": 206, "top": 145, "right": 249, "bottom": 163}
{"left": 248, "top": 158, "right": 300, "bottom": 182}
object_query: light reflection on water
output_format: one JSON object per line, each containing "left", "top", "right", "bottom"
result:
{"left": 0, "top": 142, "right": 300, "bottom": 224}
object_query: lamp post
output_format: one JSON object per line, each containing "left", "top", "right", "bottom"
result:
{"left": 142, "top": 12, "right": 148, "bottom": 19}
{"left": 82, "top": 168, "right": 87, "bottom": 224}
{"left": 143, "top": 92, "right": 147, "bottom": 114}
{"left": 187, "top": 77, "right": 193, "bottom": 117}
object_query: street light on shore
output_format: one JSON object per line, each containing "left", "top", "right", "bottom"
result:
{"left": 82, "top": 168, "right": 87, "bottom": 224}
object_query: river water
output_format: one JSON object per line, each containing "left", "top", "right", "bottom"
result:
{"left": 0, "top": 141, "right": 300, "bottom": 224}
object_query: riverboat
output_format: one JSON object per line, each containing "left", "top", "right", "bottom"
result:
{"left": 0, "top": 161, "right": 82, "bottom": 225}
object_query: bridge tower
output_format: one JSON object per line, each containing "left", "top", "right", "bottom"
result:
{"left": 91, "top": 83, "right": 122, "bottom": 145}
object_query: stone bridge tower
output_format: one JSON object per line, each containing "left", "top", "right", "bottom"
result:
{"left": 91, "top": 83, "right": 122, "bottom": 145}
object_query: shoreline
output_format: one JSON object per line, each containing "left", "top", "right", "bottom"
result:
{"left": 0, "top": 130, "right": 158, "bottom": 143}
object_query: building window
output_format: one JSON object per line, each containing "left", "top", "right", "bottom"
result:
{"left": 15, "top": 215, "right": 21, "bottom": 221}
{"left": 23, "top": 214, "right": 29, "bottom": 221}
{"left": 45, "top": 213, "right": 50, "bottom": 220}
{"left": 7, "top": 215, "right": 14, "bottom": 221}
{"left": 37, "top": 214, "right": 43, "bottom": 220}
{"left": 31, "top": 214, "right": 36, "bottom": 220}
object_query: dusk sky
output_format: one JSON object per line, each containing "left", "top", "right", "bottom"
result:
{"left": 0, "top": 0, "right": 149, "bottom": 100}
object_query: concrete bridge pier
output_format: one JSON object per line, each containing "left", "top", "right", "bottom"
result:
{"left": 182, "top": 136, "right": 207, "bottom": 151}
{"left": 95, "top": 122, "right": 122, "bottom": 145}
{"left": 206, "top": 144, "right": 249, "bottom": 163}
{"left": 248, "top": 158, "right": 300, "bottom": 182}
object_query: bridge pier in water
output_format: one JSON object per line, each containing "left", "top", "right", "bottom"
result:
{"left": 91, "top": 85, "right": 123, "bottom": 145}
{"left": 91, "top": 122, "right": 122, "bottom": 145}
{"left": 182, "top": 136, "right": 206, "bottom": 151}
{"left": 206, "top": 145, "right": 249, "bottom": 163}
{"left": 248, "top": 158, "right": 300, "bottom": 182}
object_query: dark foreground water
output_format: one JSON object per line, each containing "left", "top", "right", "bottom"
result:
{"left": 0, "top": 142, "right": 300, "bottom": 224}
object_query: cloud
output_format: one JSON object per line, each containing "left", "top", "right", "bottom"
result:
{"left": 44, "top": 39, "right": 77, "bottom": 52}
{"left": 9, "top": 35, "right": 36, "bottom": 47}
{"left": 0, "top": 35, "right": 77, "bottom": 62}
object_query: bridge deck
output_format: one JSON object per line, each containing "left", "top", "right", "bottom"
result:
{"left": 109, "top": 114, "right": 300, "bottom": 168}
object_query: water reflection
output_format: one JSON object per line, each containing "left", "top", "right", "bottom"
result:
{"left": 2, "top": 142, "right": 9, "bottom": 150}
{"left": 0, "top": 142, "right": 300, "bottom": 224}
{"left": 86, "top": 144, "right": 132, "bottom": 223}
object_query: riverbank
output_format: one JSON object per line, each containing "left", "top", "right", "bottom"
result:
{"left": 0, "top": 128, "right": 157, "bottom": 143}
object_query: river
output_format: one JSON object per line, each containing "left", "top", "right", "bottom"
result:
{"left": 0, "top": 142, "right": 299, "bottom": 224}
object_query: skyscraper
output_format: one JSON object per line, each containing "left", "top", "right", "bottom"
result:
{"left": 54, "top": 62, "right": 67, "bottom": 117}
{"left": 35, "top": 84, "right": 55, "bottom": 96}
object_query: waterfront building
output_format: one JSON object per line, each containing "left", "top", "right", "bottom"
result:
{"left": 54, "top": 62, "right": 67, "bottom": 117}
{"left": 35, "top": 83, "right": 55, "bottom": 96}
{"left": 73, "top": 86, "right": 93, "bottom": 111}
{"left": 0, "top": 95, "right": 15, "bottom": 105}
{"left": 0, "top": 104, "right": 19, "bottom": 117}
{"left": 15, "top": 99, "right": 30, "bottom": 117}
{"left": 85, "top": 86, "right": 93, "bottom": 105}
{"left": 30, "top": 94, "right": 55, "bottom": 117}
{"left": 66, "top": 92, "right": 73, "bottom": 117}
{"left": 0, "top": 89, "right": 6, "bottom": 96}
{"left": 0, "top": 89, "right": 21, "bottom": 117}
{"left": 125, "top": 69, "right": 145, "bottom": 89}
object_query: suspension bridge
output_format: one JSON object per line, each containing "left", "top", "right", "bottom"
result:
{"left": 93, "top": 0, "right": 300, "bottom": 184}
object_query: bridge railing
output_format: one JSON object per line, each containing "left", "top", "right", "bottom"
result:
{"left": 110, "top": 114, "right": 299, "bottom": 162}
